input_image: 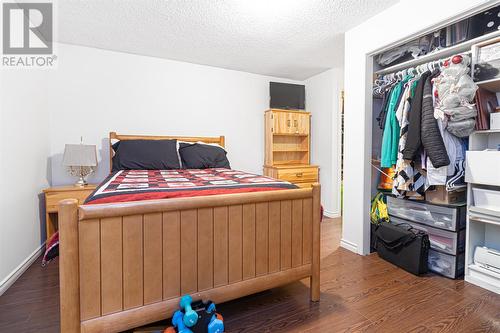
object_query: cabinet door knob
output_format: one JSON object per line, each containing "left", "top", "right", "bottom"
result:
{"left": 296, "top": 172, "right": 303, "bottom": 177}
{"left": 294, "top": 120, "right": 298, "bottom": 127}
{"left": 287, "top": 120, "right": 291, "bottom": 127}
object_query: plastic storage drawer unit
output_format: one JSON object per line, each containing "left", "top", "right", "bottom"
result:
{"left": 428, "top": 249, "right": 465, "bottom": 279}
{"left": 390, "top": 216, "right": 465, "bottom": 255}
{"left": 387, "top": 196, "right": 466, "bottom": 232}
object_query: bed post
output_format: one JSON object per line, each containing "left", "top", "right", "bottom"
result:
{"left": 311, "top": 183, "right": 321, "bottom": 302}
{"left": 59, "top": 199, "right": 80, "bottom": 333}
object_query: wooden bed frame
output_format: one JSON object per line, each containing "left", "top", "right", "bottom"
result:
{"left": 59, "top": 132, "right": 321, "bottom": 333}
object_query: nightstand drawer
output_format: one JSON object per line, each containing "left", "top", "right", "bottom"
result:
{"left": 45, "top": 189, "right": 94, "bottom": 212}
{"left": 277, "top": 167, "right": 318, "bottom": 184}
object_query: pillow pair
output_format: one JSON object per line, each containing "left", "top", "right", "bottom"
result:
{"left": 112, "top": 139, "right": 230, "bottom": 172}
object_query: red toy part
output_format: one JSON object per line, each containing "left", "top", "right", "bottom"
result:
{"left": 451, "top": 55, "right": 463, "bottom": 64}
{"left": 164, "top": 327, "right": 176, "bottom": 333}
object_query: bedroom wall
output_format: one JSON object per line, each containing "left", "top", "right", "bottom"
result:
{"left": 48, "top": 43, "right": 303, "bottom": 185}
{"left": 342, "top": 0, "right": 494, "bottom": 255}
{"left": 306, "top": 68, "right": 343, "bottom": 217}
{"left": 0, "top": 69, "right": 50, "bottom": 293}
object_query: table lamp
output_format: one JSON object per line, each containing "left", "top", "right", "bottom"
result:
{"left": 62, "top": 143, "right": 97, "bottom": 186}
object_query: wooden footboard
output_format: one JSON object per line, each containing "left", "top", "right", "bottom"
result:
{"left": 59, "top": 184, "right": 321, "bottom": 333}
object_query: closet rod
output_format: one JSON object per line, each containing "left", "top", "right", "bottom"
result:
{"left": 374, "top": 30, "right": 500, "bottom": 76}
{"left": 377, "top": 51, "right": 471, "bottom": 79}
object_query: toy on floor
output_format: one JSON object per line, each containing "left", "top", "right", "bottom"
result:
{"left": 189, "top": 299, "right": 225, "bottom": 333}
{"left": 172, "top": 310, "right": 193, "bottom": 333}
{"left": 171, "top": 295, "right": 225, "bottom": 333}
{"left": 180, "top": 295, "right": 199, "bottom": 327}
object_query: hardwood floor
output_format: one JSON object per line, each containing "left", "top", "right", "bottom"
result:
{"left": 1, "top": 217, "right": 499, "bottom": 332}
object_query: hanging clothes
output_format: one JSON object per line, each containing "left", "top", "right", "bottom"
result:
{"left": 392, "top": 77, "right": 427, "bottom": 200}
{"left": 381, "top": 80, "right": 405, "bottom": 168}
{"left": 402, "top": 71, "right": 432, "bottom": 161}
{"left": 421, "top": 71, "right": 450, "bottom": 168}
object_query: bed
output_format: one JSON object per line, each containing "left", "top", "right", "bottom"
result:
{"left": 59, "top": 132, "right": 321, "bottom": 333}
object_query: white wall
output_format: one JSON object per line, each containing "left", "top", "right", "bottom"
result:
{"left": 48, "top": 44, "right": 303, "bottom": 185}
{"left": 306, "top": 68, "right": 343, "bottom": 217}
{"left": 0, "top": 69, "right": 50, "bottom": 292}
{"left": 342, "top": 0, "right": 495, "bottom": 254}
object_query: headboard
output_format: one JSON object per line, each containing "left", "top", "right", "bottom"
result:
{"left": 109, "top": 132, "right": 225, "bottom": 173}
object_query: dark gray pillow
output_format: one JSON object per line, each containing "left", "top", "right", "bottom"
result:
{"left": 179, "top": 143, "right": 230, "bottom": 169}
{"left": 112, "top": 139, "right": 180, "bottom": 171}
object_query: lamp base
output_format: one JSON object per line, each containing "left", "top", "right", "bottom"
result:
{"left": 75, "top": 176, "right": 88, "bottom": 187}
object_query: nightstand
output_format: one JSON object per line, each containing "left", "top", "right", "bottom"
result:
{"left": 43, "top": 184, "right": 96, "bottom": 241}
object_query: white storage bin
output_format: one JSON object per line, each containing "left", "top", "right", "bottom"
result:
{"left": 387, "top": 196, "right": 465, "bottom": 232}
{"left": 465, "top": 151, "right": 500, "bottom": 187}
{"left": 390, "top": 216, "right": 465, "bottom": 255}
{"left": 428, "top": 249, "right": 464, "bottom": 279}
{"left": 472, "top": 188, "right": 500, "bottom": 213}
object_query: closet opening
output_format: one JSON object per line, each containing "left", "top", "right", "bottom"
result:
{"left": 367, "top": 3, "right": 500, "bottom": 284}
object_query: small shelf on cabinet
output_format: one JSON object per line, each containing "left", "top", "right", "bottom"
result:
{"left": 476, "top": 77, "right": 500, "bottom": 93}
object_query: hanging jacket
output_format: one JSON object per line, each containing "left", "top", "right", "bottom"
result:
{"left": 421, "top": 72, "right": 450, "bottom": 168}
{"left": 402, "top": 71, "right": 431, "bottom": 161}
{"left": 380, "top": 81, "right": 403, "bottom": 167}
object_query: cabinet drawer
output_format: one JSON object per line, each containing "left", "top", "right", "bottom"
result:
{"left": 428, "top": 250, "right": 464, "bottom": 279}
{"left": 390, "top": 216, "right": 465, "bottom": 255}
{"left": 45, "top": 190, "right": 93, "bottom": 212}
{"left": 387, "top": 196, "right": 465, "bottom": 232}
{"left": 277, "top": 167, "right": 318, "bottom": 183}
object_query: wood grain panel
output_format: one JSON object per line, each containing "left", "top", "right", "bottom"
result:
{"left": 268, "top": 201, "right": 281, "bottom": 273}
{"left": 79, "top": 218, "right": 101, "bottom": 320}
{"left": 228, "top": 205, "right": 243, "bottom": 283}
{"left": 180, "top": 210, "right": 198, "bottom": 294}
{"left": 242, "top": 204, "right": 256, "bottom": 280}
{"left": 255, "top": 202, "right": 269, "bottom": 276}
{"left": 291, "top": 199, "right": 303, "bottom": 268}
{"left": 213, "top": 207, "right": 228, "bottom": 287}
{"left": 197, "top": 208, "right": 214, "bottom": 291}
{"left": 100, "top": 217, "right": 123, "bottom": 315}
{"left": 163, "top": 211, "right": 181, "bottom": 299}
{"left": 122, "top": 215, "right": 143, "bottom": 310}
{"left": 280, "top": 200, "right": 292, "bottom": 270}
{"left": 143, "top": 213, "right": 163, "bottom": 304}
{"left": 302, "top": 198, "right": 313, "bottom": 264}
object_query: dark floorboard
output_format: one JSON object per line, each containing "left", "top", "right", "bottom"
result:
{"left": 1, "top": 218, "right": 499, "bottom": 332}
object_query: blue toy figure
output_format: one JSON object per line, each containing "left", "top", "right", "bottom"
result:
{"left": 207, "top": 313, "right": 224, "bottom": 333}
{"left": 179, "top": 295, "right": 199, "bottom": 327}
{"left": 172, "top": 310, "right": 193, "bottom": 333}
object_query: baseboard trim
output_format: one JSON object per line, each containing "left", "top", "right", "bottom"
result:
{"left": 0, "top": 244, "right": 44, "bottom": 296}
{"left": 323, "top": 209, "right": 341, "bottom": 219}
{"left": 340, "top": 238, "right": 358, "bottom": 254}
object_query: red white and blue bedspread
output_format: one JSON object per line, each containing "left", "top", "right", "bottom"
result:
{"left": 84, "top": 168, "right": 297, "bottom": 205}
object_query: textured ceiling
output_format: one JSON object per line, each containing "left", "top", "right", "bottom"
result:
{"left": 57, "top": 0, "right": 398, "bottom": 80}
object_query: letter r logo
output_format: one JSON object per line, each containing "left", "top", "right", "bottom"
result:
{"left": 2, "top": 3, "right": 53, "bottom": 54}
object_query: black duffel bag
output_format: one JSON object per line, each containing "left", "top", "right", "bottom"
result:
{"left": 375, "top": 222, "right": 430, "bottom": 275}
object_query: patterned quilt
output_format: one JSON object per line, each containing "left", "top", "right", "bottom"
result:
{"left": 84, "top": 168, "right": 298, "bottom": 205}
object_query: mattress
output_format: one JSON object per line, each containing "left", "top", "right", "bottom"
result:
{"left": 84, "top": 168, "right": 298, "bottom": 205}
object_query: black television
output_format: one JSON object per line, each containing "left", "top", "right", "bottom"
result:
{"left": 270, "top": 82, "right": 305, "bottom": 110}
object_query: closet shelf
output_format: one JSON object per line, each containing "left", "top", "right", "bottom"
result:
{"left": 469, "top": 206, "right": 500, "bottom": 226}
{"left": 375, "top": 30, "right": 500, "bottom": 75}
{"left": 472, "top": 129, "right": 500, "bottom": 134}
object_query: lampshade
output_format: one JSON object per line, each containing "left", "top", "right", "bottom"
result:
{"left": 62, "top": 144, "right": 97, "bottom": 167}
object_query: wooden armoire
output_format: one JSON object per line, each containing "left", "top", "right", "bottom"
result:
{"left": 263, "top": 109, "right": 319, "bottom": 188}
